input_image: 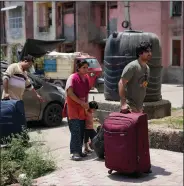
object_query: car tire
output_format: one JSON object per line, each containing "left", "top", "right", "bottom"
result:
{"left": 43, "top": 103, "right": 63, "bottom": 127}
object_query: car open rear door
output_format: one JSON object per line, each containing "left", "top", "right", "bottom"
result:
{"left": 23, "top": 75, "right": 42, "bottom": 121}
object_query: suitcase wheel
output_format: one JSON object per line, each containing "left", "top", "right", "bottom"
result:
{"left": 145, "top": 169, "right": 152, "bottom": 174}
{"left": 108, "top": 170, "right": 113, "bottom": 174}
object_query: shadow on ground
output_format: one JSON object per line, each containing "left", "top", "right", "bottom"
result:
{"left": 107, "top": 165, "right": 171, "bottom": 183}
{"left": 177, "top": 85, "right": 183, "bottom": 87}
{"left": 77, "top": 152, "right": 172, "bottom": 183}
{"left": 27, "top": 120, "right": 68, "bottom": 132}
{"left": 79, "top": 151, "right": 105, "bottom": 161}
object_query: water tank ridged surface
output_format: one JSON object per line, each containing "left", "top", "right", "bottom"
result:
{"left": 104, "top": 30, "right": 162, "bottom": 102}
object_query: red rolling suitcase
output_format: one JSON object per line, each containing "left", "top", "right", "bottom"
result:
{"left": 103, "top": 112, "right": 151, "bottom": 175}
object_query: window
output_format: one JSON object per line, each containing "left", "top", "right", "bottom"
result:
{"left": 101, "top": 47, "right": 105, "bottom": 64}
{"left": 37, "top": 3, "right": 52, "bottom": 32}
{"left": 100, "top": 5, "right": 106, "bottom": 26}
{"left": 57, "top": 6, "right": 61, "bottom": 25}
{"left": 63, "top": 2, "right": 74, "bottom": 13}
{"left": 171, "top": 1, "right": 182, "bottom": 17}
{"left": 172, "top": 40, "right": 181, "bottom": 66}
{"left": 9, "top": 6, "right": 22, "bottom": 29}
{"left": 109, "top": 1, "right": 117, "bottom": 9}
{"left": 85, "top": 58, "right": 100, "bottom": 68}
{"left": 48, "top": 7, "right": 52, "bottom": 26}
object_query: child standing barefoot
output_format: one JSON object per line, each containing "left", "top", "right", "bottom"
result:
{"left": 84, "top": 101, "right": 98, "bottom": 153}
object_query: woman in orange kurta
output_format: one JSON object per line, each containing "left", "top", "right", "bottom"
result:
{"left": 63, "top": 60, "right": 90, "bottom": 161}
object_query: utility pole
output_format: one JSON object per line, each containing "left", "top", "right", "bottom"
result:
{"left": 124, "top": 1, "right": 132, "bottom": 30}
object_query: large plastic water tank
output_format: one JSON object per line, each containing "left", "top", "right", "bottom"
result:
{"left": 104, "top": 30, "right": 162, "bottom": 102}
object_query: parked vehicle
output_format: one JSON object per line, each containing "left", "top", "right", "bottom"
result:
{"left": 1, "top": 61, "right": 65, "bottom": 127}
{"left": 17, "top": 39, "right": 104, "bottom": 92}
{"left": 43, "top": 52, "right": 104, "bottom": 93}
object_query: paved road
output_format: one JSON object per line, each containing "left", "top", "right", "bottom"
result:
{"left": 32, "top": 125, "right": 183, "bottom": 186}
{"left": 89, "top": 84, "right": 183, "bottom": 108}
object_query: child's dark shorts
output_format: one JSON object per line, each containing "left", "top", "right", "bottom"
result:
{"left": 84, "top": 129, "right": 97, "bottom": 143}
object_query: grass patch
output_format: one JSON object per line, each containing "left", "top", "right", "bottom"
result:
{"left": 1, "top": 130, "right": 56, "bottom": 186}
{"left": 149, "top": 116, "right": 183, "bottom": 129}
{"left": 172, "top": 107, "right": 183, "bottom": 111}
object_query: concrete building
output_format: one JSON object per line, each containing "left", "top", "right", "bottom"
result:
{"left": 2, "top": 1, "right": 34, "bottom": 62}
{"left": 75, "top": 1, "right": 183, "bottom": 84}
{"left": 33, "top": 2, "right": 56, "bottom": 41}
{"left": 52, "top": 1, "right": 183, "bottom": 83}
{"left": 2, "top": 1, "right": 183, "bottom": 83}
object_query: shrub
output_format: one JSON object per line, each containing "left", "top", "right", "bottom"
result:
{"left": 1, "top": 131, "right": 56, "bottom": 186}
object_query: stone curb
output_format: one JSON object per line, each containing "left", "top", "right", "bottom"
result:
{"left": 148, "top": 126, "right": 183, "bottom": 153}
{"left": 94, "top": 109, "right": 183, "bottom": 153}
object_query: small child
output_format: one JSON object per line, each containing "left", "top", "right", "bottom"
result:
{"left": 84, "top": 101, "right": 98, "bottom": 153}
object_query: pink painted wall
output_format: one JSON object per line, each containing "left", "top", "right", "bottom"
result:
{"left": 117, "top": 2, "right": 162, "bottom": 37}
{"left": 94, "top": 6, "right": 101, "bottom": 27}
{"left": 64, "top": 14, "right": 74, "bottom": 26}
{"left": 117, "top": 1, "right": 183, "bottom": 68}
{"left": 63, "top": 13, "right": 74, "bottom": 41}
{"left": 109, "top": 8, "right": 117, "bottom": 19}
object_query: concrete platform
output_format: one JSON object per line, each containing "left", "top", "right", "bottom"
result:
{"left": 89, "top": 83, "right": 184, "bottom": 119}
{"left": 89, "top": 84, "right": 183, "bottom": 109}
{"left": 93, "top": 99, "right": 171, "bottom": 120}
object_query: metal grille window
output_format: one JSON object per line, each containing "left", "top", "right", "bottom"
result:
{"left": 9, "top": 7, "right": 22, "bottom": 29}
{"left": 172, "top": 1, "right": 182, "bottom": 17}
{"left": 109, "top": 1, "right": 117, "bottom": 9}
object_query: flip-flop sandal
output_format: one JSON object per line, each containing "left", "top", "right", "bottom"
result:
{"left": 85, "top": 149, "right": 93, "bottom": 153}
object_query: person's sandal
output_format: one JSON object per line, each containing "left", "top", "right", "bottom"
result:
{"left": 80, "top": 152, "right": 87, "bottom": 157}
{"left": 84, "top": 148, "right": 93, "bottom": 154}
{"left": 71, "top": 154, "right": 82, "bottom": 161}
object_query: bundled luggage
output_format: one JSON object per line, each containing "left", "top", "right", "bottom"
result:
{"left": 103, "top": 112, "right": 151, "bottom": 175}
{"left": 92, "top": 125, "right": 105, "bottom": 159}
{"left": 0, "top": 100, "right": 28, "bottom": 143}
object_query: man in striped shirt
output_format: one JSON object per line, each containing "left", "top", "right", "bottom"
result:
{"left": 2, "top": 55, "right": 43, "bottom": 101}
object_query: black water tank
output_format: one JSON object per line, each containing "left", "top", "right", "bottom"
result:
{"left": 104, "top": 30, "right": 162, "bottom": 102}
